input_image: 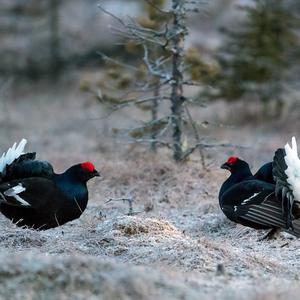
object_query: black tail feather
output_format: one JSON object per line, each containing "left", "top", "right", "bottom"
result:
{"left": 287, "top": 220, "right": 300, "bottom": 237}
{"left": 273, "top": 148, "right": 294, "bottom": 229}
{"left": 238, "top": 195, "right": 287, "bottom": 229}
{"left": 273, "top": 149, "right": 287, "bottom": 179}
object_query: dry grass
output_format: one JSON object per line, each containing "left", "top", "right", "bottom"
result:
{"left": 0, "top": 76, "right": 300, "bottom": 299}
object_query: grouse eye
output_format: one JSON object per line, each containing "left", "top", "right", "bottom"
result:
{"left": 227, "top": 156, "right": 238, "bottom": 165}
{"left": 81, "top": 161, "right": 95, "bottom": 172}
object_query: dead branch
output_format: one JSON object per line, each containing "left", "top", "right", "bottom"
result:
{"left": 114, "top": 96, "right": 166, "bottom": 110}
{"left": 97, "top": 51, "right": 138, "bottom": 71}
{"left": 184, "top": 103, "right": 206, "bottom": 168}
{"left": 143, "top": 44, "right": 171, "bottom": 80}
{"left": 106, "top": 197, "right": 141, "bottom": 215}
{"left": 120, "top": 116, "right": 169, "bottom": 132}
{"left": 143, "top": 0, "right": 171, "bottom": 14}
{"left": 180, "top": 142, "right": 249, "bottom": 161}
{"left": 97, "top": 2, "right": 127, "bottom": 27}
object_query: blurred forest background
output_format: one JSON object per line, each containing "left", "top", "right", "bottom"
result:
{"left": 1, "top": 0, "right": 299, "bottom": 165}
{"left": 1, "top": 1, "right": 300, "bottom": 298}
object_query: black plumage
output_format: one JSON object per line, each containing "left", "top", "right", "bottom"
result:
{"left": 0, "top": 140, "right": 99, "bottom": 230}
{"left": 253, "top": 162, "right": 274, "bottom": 184}
{"left": 5, "top": 155, "right": 54, "bottom": 181}
{"left": 273, "top": 148, "right": 297, "bottom": 229}
{"left": 219, "top": 156, "right": 300, "bottom": 237}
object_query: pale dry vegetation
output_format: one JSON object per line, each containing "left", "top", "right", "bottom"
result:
{"left": 0, "top": 77, "right": 300, "bottom": 299}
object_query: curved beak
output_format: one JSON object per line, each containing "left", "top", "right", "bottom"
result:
{"left": 221, "top": 162, "right": 231, "bottom": 170}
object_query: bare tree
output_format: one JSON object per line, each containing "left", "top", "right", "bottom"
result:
{"left": 97, "top": 0, "right": 236, "bottom": 162}
{"left": 169, "top": 0, "right": 186, "bottom": 160}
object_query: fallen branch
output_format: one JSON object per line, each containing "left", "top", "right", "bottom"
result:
{"left": 106, "top": 197, "right": 141, "bottom": 215}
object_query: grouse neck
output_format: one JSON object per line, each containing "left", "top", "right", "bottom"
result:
{"left": 219, "top": 167, "right": 253, "bottom": 198}
{"left": 230, "top": 167, "right": 253, "bottom": 182}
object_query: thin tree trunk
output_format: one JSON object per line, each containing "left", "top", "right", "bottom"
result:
{"left": 184, "top": 103, "right": 206, "bottom": 168}
{"left": 150, "top": 79, "right": 160, "bottom": 152}
{"left": 49, "top": 0, "right": 61, "bottom": 77}
{"left": 170, "top": 0, "right": 186, "bottom": 161}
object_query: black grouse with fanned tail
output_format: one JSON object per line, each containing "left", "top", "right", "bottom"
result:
{"left": 219, "top": 137, "right": 300, "bottom": 237}
{"left": 219, "top": 157, "right": 283, "bottom": 231}
{"left": 0, "top": 139, "right": 100, "bottom": 230}
{"left": 272, "top": 137, "right": 300, "bottom": 231}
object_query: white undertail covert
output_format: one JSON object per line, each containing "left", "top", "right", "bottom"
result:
{"left": 3, "top": 184, "right": 29, "bottom": 206}
{"left": 284, "top": 137, "right": 300, "bottom": 201}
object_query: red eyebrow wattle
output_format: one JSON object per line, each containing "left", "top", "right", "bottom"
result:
{"left": 81, "top": 161, "right": 95, "bottom": 172}
{"left": 227, "top": 156, "right": 238, "bottom": 164}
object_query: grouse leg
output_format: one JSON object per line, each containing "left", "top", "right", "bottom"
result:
{"left": 258, "top": 228, "right": 280, "bottom": 241}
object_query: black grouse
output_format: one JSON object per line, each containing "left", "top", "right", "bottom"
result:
{"left": 219, "top": 137, "right": 300, "bottom": 237}
{"left": 253, "top": 162, "right": 274, "bottom": 184}
{"left": 0, "top": 139, "right": 100, "bottom": 230}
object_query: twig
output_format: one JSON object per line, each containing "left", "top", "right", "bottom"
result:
{"left": 89, "top": 95, "right": 168, "bottom": 121}
{"left": 98, "top": 3, "right": 165, "bottom": 46}
{"left": 106, "top": 197, "right": 138, "bottom": 215}
{"left": 115, "top": 96, "right": 165, "bottom": 110}
{"left": 143, "top": 0, "right": 171, "bottom": 14}
{"left": 97, "top": 51, "right": 138, "bottom": 71}
{"left": 184, "top": 103, "right": 206, "bottom": 168}
{"left": 157, "top": 117, "right": 171, "bottom": 138}
{"left": 143, "top": 44, "right": 171, "bottom": 80}
{"left": 151, "top": 78, "right": 161, "bottom": 151}
{"left": 180, "top": 142, "right": 249, "bottom": 161}
{"left": 97, "top": 3, "right": 127, "bottom": 27}
{"left": 74, "top": 197, "right": 83, "bottom": 214}
{"left": 126, "top": 116, "right": 169, "bottom": 131}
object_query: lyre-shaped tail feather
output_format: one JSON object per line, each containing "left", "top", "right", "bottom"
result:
{"left": 0, "top": 139, "right": 27, "bottom": 174}
{"left": 284, "top": 137, "right": 300, "bottom": 201}
{"left": 273, "top": 147, "right": 293, "bottom": 229}
{"left": 273, "top": 137, "right": 300, "bottom": 230}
